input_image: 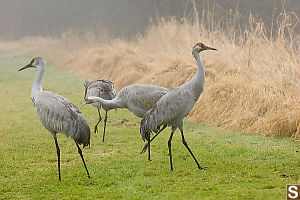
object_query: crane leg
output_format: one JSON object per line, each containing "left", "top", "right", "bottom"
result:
{"left": 180, "top": 130, "right": 206, "bottom": 170}
{"left": 146, "top": 133, "right": 151, "bottom": 161}
{"left": 53, "top": 135, "right": 61, "bottom": 181}
{"left": 168, "top": 127, "right": 176, "bottom": 171}
{"left": 140, "top": 125, "right": 167, "bottom": 154}
{"left": 75, "top": 142, "right": 90, "bottom": 178}
{"left": 94, "top": 107, "right": 102, "bottom": 133}
{"left": 102, "top": 111, "right": 108, "bottom": 142}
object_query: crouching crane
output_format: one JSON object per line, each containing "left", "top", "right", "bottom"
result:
{"left": 84, "top": 80, "right": 116, "bottom": 142}
{"left": 83, "top": 84, "right": 175, "bottom": 160}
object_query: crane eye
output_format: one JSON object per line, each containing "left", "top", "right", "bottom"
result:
{"left": 31, "top": 59, "right": 35, "bottom": 65}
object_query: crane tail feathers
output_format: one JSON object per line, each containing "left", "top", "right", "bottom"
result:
{"left": 140, "top": 117, "right": 147, "bottom": 142}
{"left": 140, "top": 108, "right": 157, "bottom": 142}
{"left": 140, "top": 103, "right": 161, "bottom": 142}
{"left": 140, "top": 113, "right": 151, "bottom": 142}
{"left": 74, "top": 118, "right": 91, "bottom": 148}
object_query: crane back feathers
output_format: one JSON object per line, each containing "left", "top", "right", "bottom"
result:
{"left": 34, "top": 91, "right": 90, "bottom": 147}
{"left": 85, "top": 80, "right": 117, "bottom": 108}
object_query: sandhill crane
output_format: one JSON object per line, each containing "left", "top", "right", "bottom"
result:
{"left": 84, "top": 80, "right": 116, "bottom": 142}
{"left": 83, "top": 84, "right": 175, "bottom": 160}
{"left": 19, "top": 57, "right": 91, "bottom": 181}
{"left": 140, "top": 43, "right": 217, "bottom": 171}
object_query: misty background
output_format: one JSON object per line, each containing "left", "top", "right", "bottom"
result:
{"left": 0, "top": 0, "right": 299, "bottom": 41}
{"left": 0, "top": 0, "right": 299, "bottom": 139}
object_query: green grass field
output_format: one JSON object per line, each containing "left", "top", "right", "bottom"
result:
{"left": 0, "top": 53, "right": 299, "bottom": 199}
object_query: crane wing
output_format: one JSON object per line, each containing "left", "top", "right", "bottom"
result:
{"left": 126, "top": 84, "right": 173, "bottom": 112}
{"left": 140, "top": 88, "right": 193, "bottom": 141}
{"left": 34, "top": 91, "right": 90, "bottom": 146}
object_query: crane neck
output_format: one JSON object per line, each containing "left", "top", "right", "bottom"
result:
{"left": 194, "top": 51, "right": 205, "bottom": 84}
{"left": 31, "top": 64, "right": 45, "bottom": 97}
{"left": 179, "top": 50, "right": 205, "bottom": 104}
{"left": 183, "top": 51, "right": 205, "bottom": 91}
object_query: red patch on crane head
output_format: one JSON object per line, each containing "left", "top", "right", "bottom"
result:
{"left": 196, "top": 42, "right": 205, "bottom": 47}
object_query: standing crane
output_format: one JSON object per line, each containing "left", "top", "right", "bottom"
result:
{"left": 140, "top": 43, "right": 217, "bottom": 171}
{"left": 19, "top": 57, "right": 91, "bottom": 181}
{"left": 84, "top": 80, "right": 116, "bottom": 142}
{"left": 83, "top": 84, "right": 175, "bottom": 160}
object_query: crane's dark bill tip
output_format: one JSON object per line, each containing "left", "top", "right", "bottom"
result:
{"left": 18, "top": 64, "right": 31, "bottom": 71}
{"left": 207, "top": 46, "right": 217, "bottom": 51}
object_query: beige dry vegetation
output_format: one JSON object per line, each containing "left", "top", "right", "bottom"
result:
{"left": 1, "top": 11, "right": 299, "bottom": 138}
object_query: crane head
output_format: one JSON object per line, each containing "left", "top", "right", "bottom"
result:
{"left": 81, "top": 96, "right": 96, "bottom": 106}
{"left": 192, "top": 42, "right": 217, "bottom": 57}
{"left": 18, "top": 57, "right": 45, "bottom": 71}
{"left": 84, "top": 80, "right": 92, "bottom": 100}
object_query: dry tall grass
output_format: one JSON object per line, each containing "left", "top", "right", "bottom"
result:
{"left": 1, "top": 12, "right": 299, "bottom": 138}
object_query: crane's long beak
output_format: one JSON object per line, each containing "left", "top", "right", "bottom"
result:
{"left": 81, "top": 98, "right": 93, "bottom": 106}
{"left": 18, "top": 63, "right": 32, "bottom": 71}
{"left": 205, "top": 46, "right": 217, "bottom": 51}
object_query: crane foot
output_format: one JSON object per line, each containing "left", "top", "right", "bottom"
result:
{"left": 94, "top": 126, "right": 98, "bottom": 133}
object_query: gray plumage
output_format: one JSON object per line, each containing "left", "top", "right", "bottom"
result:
{"left": 35, "top": 91, "right": 90, "bottom": 146}
{"left": 83, "top": 83, "right": 175, "bottom": 160}
{"left": 84, "top": 80, "right": 116, "bottom": 141}
{"left": 19, "top": 57, "right": 91, "bottom": 181}
{"left": 85, "top": 84, "right": 173, "bottom": 117}
{"left": 140, "top": 43, "right": 217, "bottom": 171}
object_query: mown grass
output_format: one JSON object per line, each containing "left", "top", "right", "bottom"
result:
{"left": 0, "top": 53, "right": 299, "bottom": 199}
